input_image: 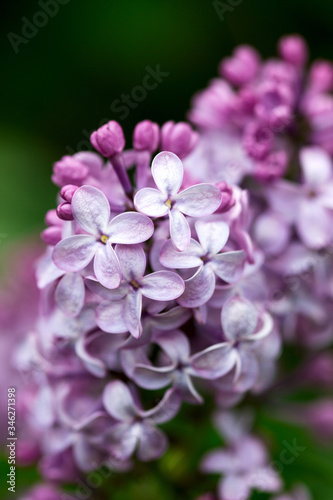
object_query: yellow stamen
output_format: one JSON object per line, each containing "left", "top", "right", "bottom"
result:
{"left": 165, "top": 199, "right": 172, "bottom": 209}
{"left": 100, "top": 234, "right": 109, "bottom": 244}
{"left": 131, "top": 279, "right": 140, "bottom": 289}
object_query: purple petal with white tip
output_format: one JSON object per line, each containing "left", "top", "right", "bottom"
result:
{"left": 134, "top": 188, "right": 169, "bottom": 217}
{"left": 151, "top": 151, "right": 184, "bottom": 196}
{"left": 105, "top": 422, "right": 138, "bottom": 461}
{"left": 72, "top": 185, "right": 111, "bottom": 235}
{"left": 140, "top": 271, "right": 185, "bottom": 301}
{"left": 53, "top": 235, "right": 97, "bottom": 272}
{"left": 55, "top": 273, "right": 85, "bottom": 317}
{"left": 108, "top": 212, "right": 154, "bottom": 244}
{"left": 175, "top": 184, "right": 222, "bottom": 216}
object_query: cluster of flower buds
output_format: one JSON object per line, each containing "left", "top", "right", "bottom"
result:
{"left": 3, "top": 35, "right": 333, "bottom": 500}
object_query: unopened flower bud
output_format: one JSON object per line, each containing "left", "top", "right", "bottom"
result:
{"left": 309, "top": 60, "right": 333, "bottom": 93}
{"left": 161, "top": 121, "right": 199, "bottom": 159}
{"left": 56, "top": 202, "right": 74, "bottom": 221}
{"left": 133, "top": 120, "right": 160, "bottom": 152}
{"left": 90, "top": 121, "right": 125, "bottom": 157}
{"left": 44, "top": 209, "right": 61, "bottom": 227}
{"left": 215, "top": 182, "right": 235, "bottom": 213}
{"left": 52, "top": 156, "right": 89, "bottom": 187}
{"left": 219, "top": 45, "right": 260, "bottom": 86}
{"left": 278, "top": 34, "right": 308, "bottom": 67}
{"left": 60, "top": 184, "right": 78, "bottom": 203}
{"left": 41, "top": 226, "right": 62, "bottom": 246}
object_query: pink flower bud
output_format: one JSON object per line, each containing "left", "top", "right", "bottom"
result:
{"left": 219, "top": 45, "right": 260, "bottom": 86}
{"left": 56, "top": 202, "right": 74, "bottom": 221}
{"left": 161, "top": 121, "right": 199, "bottom": 159}
{"left": 90, "top": 121, "right": 125, "bottom": 157}
{"left": 215, "top": 182, "right": 235, "bottom": 213}
{"left": 60, "top": 184, "right": 78, "bottom": 203}
{"left": 133, "top": 120, "right": 160, "bottom": 152}
{"left": 52, "top": 156, "right": 89, "bottom": 187}
{"left": 44, "top": 209, "right": 61, "bottom": 227}
{"left": 278, "top": 34, "right": 308, "bottom": 67}
{"left": 41, "top": 226, "right": 62, "bottom": 246}
{"left": 308, "top": 60, "right": 333, "bottom": 93}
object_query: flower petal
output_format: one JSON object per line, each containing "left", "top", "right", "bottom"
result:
{"left": 140, "top": 388, "right": 181, "bottom": 424}
{"left": 296, "top": 199, "right": 333, "bottom": 248}
{"left": 189, "top": 343, "right": 236, "bottom": 379}
{"left": 151, "top": 151, "right": 183, "bottom": 197}
{"left": 140, "top": 271, "right": 185, "bottom": 301}
{"left": 175, "top": 183, "right": 222, "bottom": 216}
{"left": 96, "top": 300, "right": 128, "bottom": 334}
{"left": 53, "top": 235, "right": 97, "bottom": 272}
{"left": 94, "top": 243, "right": 122, "bottom": 289}
{"left": 103, "top": 380, "right": 136, "bottom": 420}
{"left": 134, "top": 187, "right": 169, "bottom": 217}
{"left": 72, "top": 185, "right": 111, "bottom": 235}
{"left": 108, "top": 212, "right": 154, "bottom": 244}
{"left": 178, "top": 265, "right": 216, "bottom": 308}
{"left": 105, "top": 422, "right": 138, "bottom": 461}
{"left": 221, "top": 297, "right": 259, "bottom": 341}
{"left": 154, "top": 330, "right": 191, "bottom": 362}
{"left": 300, "top": 146, "right": 332, "bottom": 187}
{"left": 36, "top": 248, "right": 64, "bottom": 289}
{"left": 211, "top": 250, "right": 246, "bottom": 283}
{"left": 195, "top": 219, "right": 230, "bottom": 254}
{"left": 125, "top": 290, "right": 143, "bottom": 338}
{"left": 159, "top": 238, "right": 203, "bottom": 268}
{"left": 115, "top": 244, "right": 146, "bottom": 281}
{"left": 169, "top": 209, "right": 191, "bottom": 251}
{"left": 55, "top": 273, "right": 85, "bottom": 317}
{"left": 220, "top": 475, "right": 251, "bottom": 500}
{"left": 133, "top": 364, "right": 174, "bottom": 389}
{"left": 137, "top": 424, "right": 168, "bottom": 461}
{"left": 149, "top": 306, "right": 192, "bottom": 331}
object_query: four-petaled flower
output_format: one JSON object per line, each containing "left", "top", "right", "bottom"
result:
{"left": 53, "top": 186, "right": 154, "bottom": 289}
{"left": 103, "top": 380, "right": 181, "bottom": 461}
{"left": 90, "top": 244, "right": 185, "bottom": 338}
{"left": 160, "top": 220, "right": 246, "bottom": 307}
{"left": 134, "top": 151, "right": 222, "bottom": 251}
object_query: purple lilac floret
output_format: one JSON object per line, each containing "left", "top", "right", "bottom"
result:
{"left": 2, "top": 33, "right": 333, "bottom": 500}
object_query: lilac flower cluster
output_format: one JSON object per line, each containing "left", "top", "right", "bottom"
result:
{"left": 4, "top": 34, "right": 333, "bottom": 500}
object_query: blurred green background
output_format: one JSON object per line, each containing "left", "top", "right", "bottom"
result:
{"left": 1, "top": 0, "right": 333, "bottom": 498}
